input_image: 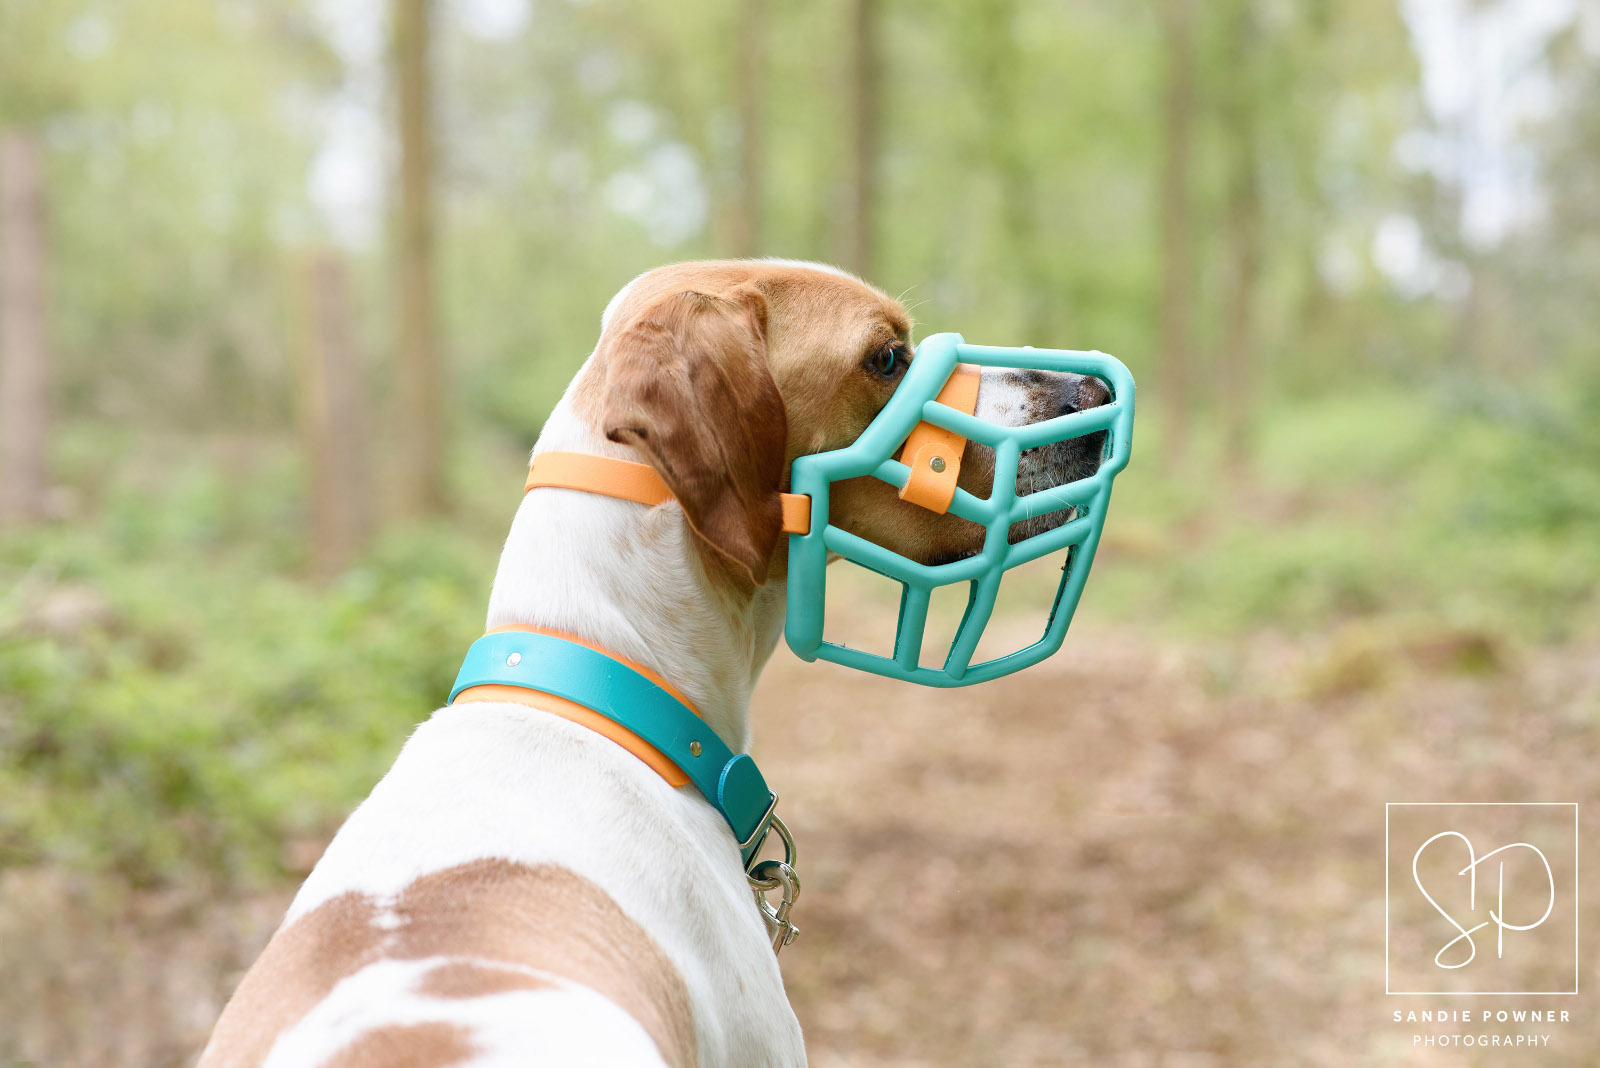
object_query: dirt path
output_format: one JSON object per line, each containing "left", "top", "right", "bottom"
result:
{"left": 758, "top": 623, "right": 1600, "bottom": 1066}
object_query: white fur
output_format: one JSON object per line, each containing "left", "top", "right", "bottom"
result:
{"left": 262, "top": 957, "right": 666, "bottom": 1068}
{"left": 974, "top": 366, "right": 1029, "bottom": 426}
{"left": 262, "top": 322, "right": 805, "bottom": 1066}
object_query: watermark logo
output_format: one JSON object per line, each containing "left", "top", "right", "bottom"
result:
{"left": 1387, "top": 803, "right": 1578, "bottom": 995}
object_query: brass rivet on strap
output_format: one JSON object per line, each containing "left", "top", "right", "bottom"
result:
{"left": 929, "top": 456, "right": 947, "bottom": 473}
{"left": 689, "top": 741, "right": 703, "bottom": 757}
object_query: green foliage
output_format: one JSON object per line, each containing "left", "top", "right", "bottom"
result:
{"left": 0, "top": 441, "right": 492, "bottom": 886}
{"left": 2, "top": 0, "right": 333, "bottom": 427}
{"left": 1087, "top": 368, "right": 1600, "bottom": 637}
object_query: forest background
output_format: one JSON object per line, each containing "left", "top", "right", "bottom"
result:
{"left": 2, "top": 0, "right": 1598, "bottom": 1063}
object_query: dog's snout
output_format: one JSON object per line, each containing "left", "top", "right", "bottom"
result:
{"left": 1077, "top": 375, "right": 1111, "bottom": 410}
{"left": 1058, "top": 373, "right": 1110, "bottom": 416}
{"left": 979, "top": 367, "right": 1113, "bottom": 427}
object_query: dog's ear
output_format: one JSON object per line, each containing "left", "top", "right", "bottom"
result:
{"left": 600, "top": 285, "right": 787, "bottom": 585}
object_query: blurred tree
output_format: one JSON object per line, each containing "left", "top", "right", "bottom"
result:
{"left": 1159, "top": 0, "right": 1197, "bottom": 460}
{"left": 1, "top": 0, "right": 334, "bottom": 433}
{"left": 968, "top": 0, "right": 1051, "bottom": 343}
{"left": 1, "top": 0, "right": 79, "bottom": 525}
{"left": 294, "top": 249, "right": 371, "bottom": 577}
{"left": 1519, "top": 11, "right": 1600, "bottom": 374}
{"left": 394, "top": 0, "right": 446, "bottom": 516}
{"left": 734, "top": 0, "right": 767, "bottom": 257}
{"left": 0, "top": 131, "right": 49, "bottom": 523}
{"left": 1218, "top": 0, "right": 1260, "bottom": 469}
{"left": 849, "top": 0, "right": 880, "bottom": 280}
{"left": 1239, "top": 1, "right": 1418, "bottom": 396}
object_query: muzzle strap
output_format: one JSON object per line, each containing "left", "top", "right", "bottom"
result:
{"left": 525, "top": 451, "right": 811, "bottom": 535}
{"left": 895, "top": 363, "right": 981, "bottom": 514}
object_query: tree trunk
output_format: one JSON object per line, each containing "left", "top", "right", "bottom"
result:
{"left": 1220, "top": 0, "right": 1260, "bottom": 469}
{"left": 296, "top": 250, "right": 371, "bottom": 577}
{"left": 848, "top": 0, "right": 879, "bottom": 281}
{"left": 394, "top": 0, "right": 446, "bottom": 516}
{"left": 0, "top": 130, "right": 49, "bottom": 525}
{"left": 733, "top": 0, "right": 766, "bottom": 257}
{"left": 973, "top": 0, "right": 1052, "bottom": 343}
{"left": 1158, "top": 0, "right": 1196, "bottom": 462}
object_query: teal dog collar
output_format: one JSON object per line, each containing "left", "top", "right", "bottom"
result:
{"left": 449, "top": 631, "right": 778, "bottom": 868}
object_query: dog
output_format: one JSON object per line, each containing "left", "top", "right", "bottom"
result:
{"left": 199, "top": 259, "right": 1109, "bottom": 1067}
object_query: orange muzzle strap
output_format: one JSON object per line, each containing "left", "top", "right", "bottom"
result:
{"left": 894, "top": 362, "right": 981, "bottom": 513}
{"left": 525, "top": 451, "right": 812, "bottom": 535}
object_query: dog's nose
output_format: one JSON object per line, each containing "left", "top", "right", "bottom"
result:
{"left": 1059, "top": 373, "right": 1110, "bottom": 415}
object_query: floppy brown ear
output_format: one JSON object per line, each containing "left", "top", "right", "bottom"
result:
{"left": 599, "top": 286, "right": 787, "bottom": 584}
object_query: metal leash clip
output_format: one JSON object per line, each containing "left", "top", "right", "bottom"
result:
{"left": 746, "top": 810, "right": 800, "bottom": 953}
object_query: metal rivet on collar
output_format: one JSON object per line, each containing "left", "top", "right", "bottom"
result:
{"left": 506, "top": 652, "right": 522, "bottom": 667}
{"left": 929, "top": 456, "right": 947, "bottom": 473}
{"left": 689, "top": 741, "right": 703, "bottom": 757}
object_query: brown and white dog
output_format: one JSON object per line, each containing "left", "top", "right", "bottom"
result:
{"left": 199, "top": 260, "right": 1108, "bottom": 1067}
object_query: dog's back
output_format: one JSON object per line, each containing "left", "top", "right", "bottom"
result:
{"left": 206, "top": 865, "right": 687, "bottom": 1067}
{"left": 200, "top": 706, "right": 801, "bottom": 1068}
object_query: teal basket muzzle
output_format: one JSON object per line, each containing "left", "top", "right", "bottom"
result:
{"left": 784, "top": 332, "right": 1135, "bottom": 686}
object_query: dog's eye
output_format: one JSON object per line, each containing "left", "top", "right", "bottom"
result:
{"left": 869, "top": 343, "right": 906, "bottom": 378}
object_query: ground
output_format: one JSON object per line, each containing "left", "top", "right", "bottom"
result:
{"left": 3, "top": 619, "right": 1598, "bottom": 1066}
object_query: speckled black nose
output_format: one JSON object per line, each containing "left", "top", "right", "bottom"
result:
{"left": 1058, "top": 373, "right": 1110, "bottom": 415}
{"left": 1078, "top": 375, "right": 1110, "bottom": 409}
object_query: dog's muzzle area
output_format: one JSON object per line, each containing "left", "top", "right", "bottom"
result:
{"left": 975, "top": 367, "right": 1111, "bottom": 543}
{"left": 786, "top": 331, "right": 1133, "bottom": 684}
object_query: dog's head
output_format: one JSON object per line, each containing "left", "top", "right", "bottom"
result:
{"left": 576, "top": 260, "right": 1110, "bottom": 585}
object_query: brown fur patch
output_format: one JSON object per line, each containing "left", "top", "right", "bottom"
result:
{"left": 203, "top": 861, "right": 696, "bottom": 1068}
{"left": 600, "top": 285, "right": 786, "bottom": 585}
{"left": 201, "top": 891, "right": 386, "bottom": 1068}
{"left": 319, "top": 1022, "right": 475, "bottom": 1068}
{"left": 388, "top": 860, "right": 696, "bottom": 1067}
{"left": 417, "top": 961, "right": 554, "bottom": 999}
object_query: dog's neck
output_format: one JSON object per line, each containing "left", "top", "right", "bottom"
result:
{"left": 484, "top": 397, "right": 787, "bottom": 753}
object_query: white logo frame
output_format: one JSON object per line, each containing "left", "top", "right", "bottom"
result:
{"left": 1385, "top": 802, "right": 1579, "bottom": 996}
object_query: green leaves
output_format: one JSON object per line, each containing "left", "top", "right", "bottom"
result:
{"left": 0, "top": 451, "right": 487, "bottom": 887}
